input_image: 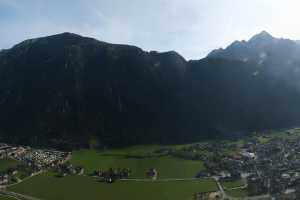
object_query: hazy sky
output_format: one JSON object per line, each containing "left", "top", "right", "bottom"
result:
{"left": 1, "top": 0, "right": 300, "bottom": 59}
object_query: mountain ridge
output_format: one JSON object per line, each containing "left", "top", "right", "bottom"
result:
{"left": 207, "top": 31, "right": 300, "bottom": 63}
{"left": 1, "top": 32, "right": 300, "bottom": 149}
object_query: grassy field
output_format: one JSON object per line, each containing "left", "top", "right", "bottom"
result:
{"left": 0, "top": 159, "right": 20, "bottom": 172}
{"left": 71, "top": 148, "right": 206, "bottom": 178}
{"left": 221, "top": 179, "right": 244, "bottom": 189}
{"left": 9, "top": 146, "right": 211, "bottom": 200}
{"left": 226, "top": 189, "right": 249, "bottom": 198}
{"left": 256, "top": 136, "right": 270, "bottom": 144}
{"left": 9, "top": 172, "right": 218, "bottom": 200}
{"left": 0, "top": 195, "right": 17, "bottom": 200}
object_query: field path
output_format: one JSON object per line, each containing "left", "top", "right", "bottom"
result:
{"left": 214, "top": 176, "right": 271, "bottom": 200}
{"left": 0, "top": 190, "right": 42, "bottom": 200}
{"left": 120, "top": 177, "right": 211, "bottom": 182}
{"left": 6, "top": 171, "right": 44, "bottom": 188}
{"left": 0, "top": 194, "right": 20, "bottom": 200}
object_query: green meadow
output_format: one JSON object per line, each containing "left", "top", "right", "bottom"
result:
{"left": 0, "top": 159, "right": 20, "bottom": 172}
{"left": 226, "top": 188, "right": 249, "bottom": 198}
{"left": 9, "top": 172, "right": 217, "bottom": 200}
{"left": 221, "top": 179, "right": 244, "bottom": 189}
{"left": 71, "top": 147, "right": 206, "bottom": 178}
{"left": 8, "top": 145, "right": 214, "bottom": 200}
{"left": 0, "top": 195, "right": 17, "bottom": 200}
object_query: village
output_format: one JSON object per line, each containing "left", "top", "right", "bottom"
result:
{"left": 2, "top": 129, "right": 300, "bottom": 200}
{"left": 171, "top": 128, "right": 300, "bottom": 200}
{"left": 0, "top": 143, "right": 71, "bottom": 187}
{"left": 0, "top": 143, "right": 156, "bottom": 188}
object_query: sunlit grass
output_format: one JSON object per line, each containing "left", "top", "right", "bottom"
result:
{"left": 9, "top": 172, "right": 218, "bottom": 200}
{"left": 71, "top": 148, "right": 206, "bottom": 178}
{"left": 226, "top": 188, "right": 249, "bottom": 198}
{"left": 0, "top": 159, "right": 20, "bottom": 172}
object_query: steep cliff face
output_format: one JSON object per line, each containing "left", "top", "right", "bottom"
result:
{"left": 0, "top": 33, "right": 187, "bottom": 148}
{"left": 1, "top": 32, "right": 300, "bottom": 148}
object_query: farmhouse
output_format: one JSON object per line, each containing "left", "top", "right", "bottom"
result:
{"left": 146, "top": 168, "right": 158, "bottom": 180}
{"left": 193, "top": 191, "right": 221, "bottom": 200}
{"left": 0, "top": 174, "right": 8, "bottom": 185}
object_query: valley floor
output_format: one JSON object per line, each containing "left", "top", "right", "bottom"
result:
{"left": 8, "top": 172, "right": 217, "bottom": 200}
{"left": 3, "top": 128, "right": 300, "bottom": 200}
{"left": 6, "top": 145, "right": 215, "bottom": 200}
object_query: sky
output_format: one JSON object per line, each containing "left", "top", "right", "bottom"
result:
{"left": 1, "top": 0, "right": 300, "bottom": 60}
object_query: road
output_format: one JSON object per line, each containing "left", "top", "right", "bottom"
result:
{"left": 213, "top": 176, "right": 226, "bottom": 200}
{"left": 0, "top": 194, "right": 20, "bottom": 200}
{"left": 120, "top": 177, "right": 212, "bottom": 182}
{"left": 225, "top": 177, "right": 248, "bottom": 191}
{"left": 0, "top": 190, "right": 42, "bottom": 200}
{"left": 6, "top": 171, "right": 44, "bottom": 188}
{"left": 0, "top": 171, "right": 45, "bottom": 200}
{"left": 213, "top": 176, "right": 271, "bottom": 200}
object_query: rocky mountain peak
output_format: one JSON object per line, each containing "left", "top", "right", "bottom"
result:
{"left": 248, "top": 31, "right": 274, "bottom": 44}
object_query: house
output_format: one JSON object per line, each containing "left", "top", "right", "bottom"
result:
{"left": 240, "top": 150, "right": 256, "bottom": 159}
{"left": 0, "top": 174, "right": 8, "bottom": 185}
{"left": 247, "top": 176, "right": 269, "bottom": 195}
{"left": 76, "top": 167, "right": 84, "bottom": 175}
{"left": 275, "top": 189, "right": 297, "bottom": 200}
{"left": 193, "top": 191, "right": 221, "bottom": 200}
{"left": 146, "top": 168, "right": 158, "bottom": 180}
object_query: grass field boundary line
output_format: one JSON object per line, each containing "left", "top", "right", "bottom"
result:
{"left": 225, "top": 183, "right": 248, "bottom": 191}
{"left": 1, "top": 190, "right": 41, "bottom": 200}
{"left": 0, "top": 193, "right": 20, "bottom": 200}
{"left": 119, "top": 177, "right": 212, "bottom": 182}
{"left": 6, "top": 171, "right": 44, "bottom": 188}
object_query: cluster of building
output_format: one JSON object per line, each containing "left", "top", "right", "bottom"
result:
{"left": 0, "top": 143, "right": 26, "bottom": 159}
{"left": 21, "top": 149, "right": 71, "bottom": 168}
{"left": 55, "top": 163, "right": 85, "bottom": 177}
{"left": 241, "top": 136, "right": 300, "bottom": 200}
{"left": 92, "top": 167, "right": 158, "bottom": 183}
{"left": 0, "top": 143, "right": 71, "bottom": 186}
{"left": 94, "top": 168, "right": 132, "bottom": 183}
{"left": 167, "top": 128, "right": 300, "bottom": 199}
{"left": 203, "top": 130, "right": 300, "bottom": 199}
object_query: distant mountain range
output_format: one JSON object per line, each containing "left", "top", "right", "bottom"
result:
{"left": 208, "top": 31, "right": 300, "bottom": 65}
{"left": 1, "top": 31, "right": 300, "bottom": 149}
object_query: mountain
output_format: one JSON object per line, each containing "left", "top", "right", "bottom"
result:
{"left": 1, "top": 32, "right": 300, "bottom": 149}
{"left": 207, "top": 31, "right": 300, "bottom": 66}
{"left": 0, "top": 33, "right": 189, "bottom": 148}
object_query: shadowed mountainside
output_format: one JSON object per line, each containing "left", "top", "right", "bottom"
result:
{"left": 1, "top": 32, "right": 300, "bottom": 149}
